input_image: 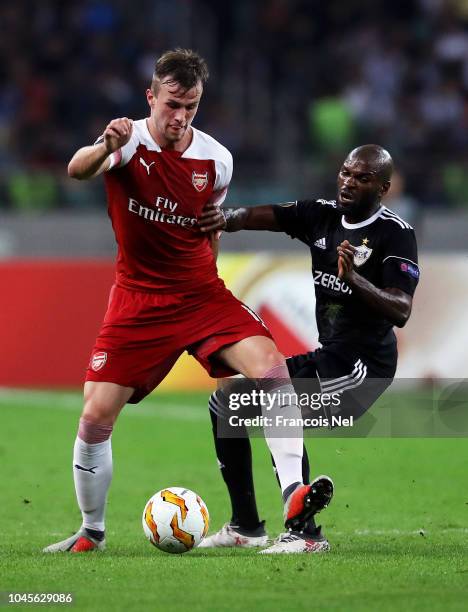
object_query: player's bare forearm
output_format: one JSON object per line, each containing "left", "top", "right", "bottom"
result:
{"left": 68, "top": 143, "right": 111, "bottom": 180}
{"left": 68, "top": 117, "right": 133, "bottom": 180}
{"left": 199, "top": 205, "right": 281, "bottom": 233}
{"left": 225, "top": 206, "right": 280, "bottom": 231}
{"left": 337, "top": 240, "right": 412, "bottom": 327}
{"left": 347, "top": 275, "right": 411, "bottom": 327}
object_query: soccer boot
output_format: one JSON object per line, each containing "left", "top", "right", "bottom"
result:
{"left": 259, "top": 527, "right": 330, "bottom": 554}
{"left": 198, "top": 521, "right": 268, "bottom": 548}
{"left": 284, "top": 475, "right": 334, "bottom": 531}
{"left": 43, "top": 528, "right": 105, "bottom": 553}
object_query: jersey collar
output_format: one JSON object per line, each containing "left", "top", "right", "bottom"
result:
{"left": 143, "top": 119, "right": 162, "bottom": 151}
{"left": 341, "top": 206, "right": 383, "bottom": 229}
{"left": 181, "top": 126, "right": 197, "bottom": 158}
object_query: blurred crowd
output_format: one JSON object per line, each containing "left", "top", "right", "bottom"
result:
{"left": 0, "top": 0, "right": 467, "bottom": 212}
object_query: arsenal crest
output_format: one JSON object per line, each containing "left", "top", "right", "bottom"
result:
{"left": 91, "top": 351, "right": 107, "bottom": 372}
{"left": 192, "top": 171, "right": 208, "bottom": 192}
{"left": 353, "top": 239, "right": 372, "bottom": 267}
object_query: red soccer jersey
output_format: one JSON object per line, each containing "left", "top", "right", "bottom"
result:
{"left": 103, "top": 118, "right": 233, "bottom": 293}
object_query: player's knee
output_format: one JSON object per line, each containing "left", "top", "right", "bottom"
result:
{"left": 249, "top": 350, "right": 286, "bottom": 379}
{"left": 82, "top": 404, "right": 117, "bottom": 425}
{"left": 82, "top": 393, "right": 120, "bottom": 425}
{"left": 82, "top": 382, "right": 132, "bottom": 425}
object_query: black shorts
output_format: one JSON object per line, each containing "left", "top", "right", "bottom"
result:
{"left": 211, "top": 342, "right": 396, "bottom": 427}
{"left": 285, "top": 342, "right": 396, "bottom": 422}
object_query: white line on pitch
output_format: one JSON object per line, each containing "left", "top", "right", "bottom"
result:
{"left": 0, "top": 388, "right": 208, "bottom": 421}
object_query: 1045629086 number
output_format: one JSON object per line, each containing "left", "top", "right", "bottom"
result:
{"left": 3, "top": 593, "right": 73, "bottom": 604}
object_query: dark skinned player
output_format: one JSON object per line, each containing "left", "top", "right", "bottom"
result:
{"left": 198, "top": 145, "right": 419, "bottom": 554}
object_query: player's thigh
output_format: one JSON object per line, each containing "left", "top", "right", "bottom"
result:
{"left": 286, "top": 352, "right": 319, "bottom": 378}
{"left": 312, "top": 346, "right": 393, "bottom": 421}
{"left": 216, "top": 335, "right": 285, "bottom": 378}
{"left": 82, "top": 381, "right": 135, "bottom": 425}
{"left": 213, "top": 351, "right": 318, "bottom": 410}
{"left": 285, "top": 351, "right": 322, "bottom": 396}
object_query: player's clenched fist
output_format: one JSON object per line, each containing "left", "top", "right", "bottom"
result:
{"left": 103, "top": 117, "right": 133, "bottom": 153}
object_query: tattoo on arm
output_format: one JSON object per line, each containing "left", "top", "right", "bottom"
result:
{"left": 224, "top": 206, "right": 280, "bottom": 232}
{"left": 224, "top": 208, "right": 250, "bottom": 232}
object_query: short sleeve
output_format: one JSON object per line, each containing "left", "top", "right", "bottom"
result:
{"left": 93, "top": 132, "right": 137, "bottom": 171}
{"left": 212, "top": 152, "right": 233, "bottom": 206}
{"left": 381, "top": 228, "right": 420, "bottom": 296}
{"left": 209, "top": 186, "right": 229, "bottom": 206}
{"left": 272, "top": 200, "right": 327, "bottom": 245}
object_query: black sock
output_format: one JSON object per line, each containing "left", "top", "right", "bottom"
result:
{"left": 85, "top": 527, "right": 105, "bottom": 541}
{"left": 301, "top": 445, "right": 310, "bottom": 483}
{"left": 302, "top": 516, "right": 318, "bottom": 535}
{"left": 209, "top": 393, "right": 261, "bottom": 531}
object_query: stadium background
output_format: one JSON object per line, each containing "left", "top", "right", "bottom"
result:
{"left": 1, "top": 3, "right": 468, "bottom": 611}
{"left": 0, "top": 0, "right": 467, "bottom": 389}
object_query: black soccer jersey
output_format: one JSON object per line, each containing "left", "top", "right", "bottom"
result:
{"left": 273, "top": 199, "right": 419, "bottom": 351}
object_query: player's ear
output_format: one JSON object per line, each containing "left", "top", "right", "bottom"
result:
{"left": 381, "top": 181, "right": 391, "bottom": 197}
{"left": 146, "top": 88, "right": 156, "bottom": 109}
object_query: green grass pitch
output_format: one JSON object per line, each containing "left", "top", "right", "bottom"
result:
{"left": 1, "top": 389, "right": 467, "bottom": 611}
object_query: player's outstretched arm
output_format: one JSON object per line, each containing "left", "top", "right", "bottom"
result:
{"left": 68, "top": 117, "right": 133, "bottom": 180}
{"left": 337, "top": 240, "right": 412, "bottom": 327}
{"left": 199, "top": 204, "right": 280, "bottom": 233}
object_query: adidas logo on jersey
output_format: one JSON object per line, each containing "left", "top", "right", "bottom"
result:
{"left": 314, "top": 237, "right": 326, "bottom": 250}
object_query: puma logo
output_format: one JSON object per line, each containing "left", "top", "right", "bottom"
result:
{"left": 139, "top": 157, "right": 155, "bottom": 175}
{"left": 74, "top": 464, "right": 98, "bottom": 474}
